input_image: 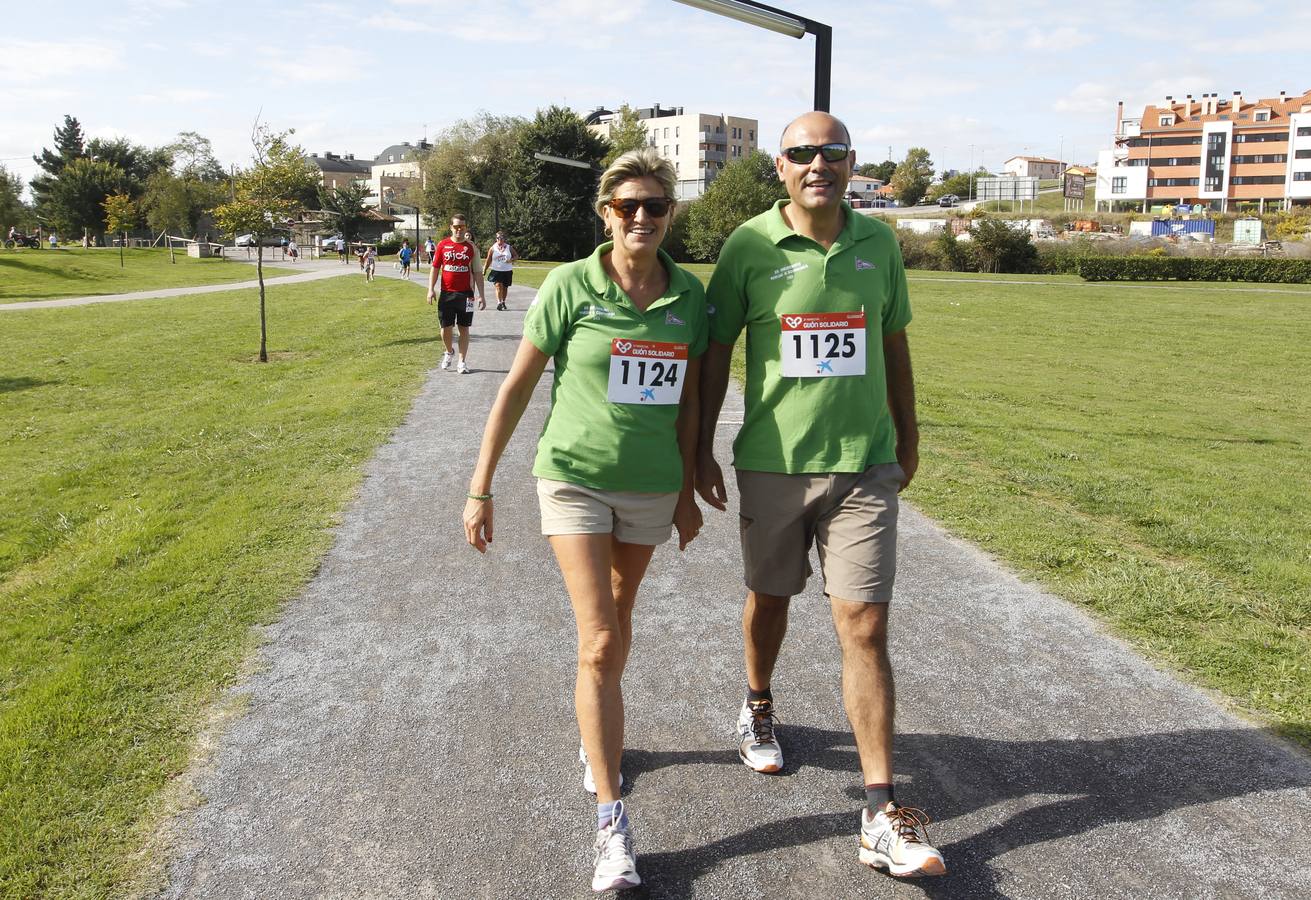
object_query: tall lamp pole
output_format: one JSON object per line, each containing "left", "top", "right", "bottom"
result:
{"left": 533, "top": 152, "right": 603, "bottom": 248}
{"left": 672, "top": 0, "right": 831, "bottom": 111}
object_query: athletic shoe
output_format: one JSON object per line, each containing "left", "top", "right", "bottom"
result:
{"left": 497, "top": 302, "right": 507, "bottom": 311}
{"left": 440, "top": 351, "right": 452, "bottom": 371}
{"left": 858, "top": 804, "right": 946, "bottom": 877}
{"left": 580, "top": 742, "right": 624, "bottom": 795}
{"left": 592, "top": 801, "right": 640, "bottom": 892}
{"left": 737, "top": 697, "right": 783, "bottom": 773}
{"left": 457, "top": 360, "right": 469, "bottom": 375}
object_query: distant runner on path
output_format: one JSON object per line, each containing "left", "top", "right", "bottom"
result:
{"left": 484, "top": 231, "right": 517, "bottom": 311}
{"left": 697, "top": 111, "right": 946, "bottom": 880}
{"left": 462, "top": 148, "right": 706, "bottom": 893}
{"left": 426, "top": 215, "right": 485, "bottom": 375}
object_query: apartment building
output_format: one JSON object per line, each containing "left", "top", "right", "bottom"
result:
{"left": 370, "top": 141, "right": 431, "bottom": 207}
{"left": 586, "top": 104, "right": 759, "bottom": 200}
{"left": 308, "top": 151, "right": 371, "bottom": 191}
{"left": 1096, "top": 88, "right": 1311, "bottom": 213}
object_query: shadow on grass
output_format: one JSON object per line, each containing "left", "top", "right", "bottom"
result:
{"left": 622, "top": 725, "right": 1311, "bottom": 898}
{"left": 0, "top": 376, "right": 58, "bottom": 393}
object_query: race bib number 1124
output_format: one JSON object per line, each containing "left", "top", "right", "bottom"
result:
{"left": 779, "top": 311, "right": 867, "bottom": 378}
{"left": 607, "top": 339, "right": 688, "bottom": 405}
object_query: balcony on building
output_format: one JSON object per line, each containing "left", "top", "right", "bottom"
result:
{"left": 698, "top": 131, "right": 728, "bottom": 146}
{"left": 700, "top": 149, "right": 727, "bottom": 163}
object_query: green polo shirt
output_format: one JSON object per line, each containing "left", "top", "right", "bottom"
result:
{"left": 524, "top": 243, "right": 709, "bottom": 493}
{"left": 707, "top": 200, "right": 911, "bottom": 474}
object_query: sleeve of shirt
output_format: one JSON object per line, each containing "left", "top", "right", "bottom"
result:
{"left": 523, "top": 268, "right": 569, "bottom": 356}
{"left": 706, "top": 234, "right": 749, "bottom": 346}
{"left": 688, "top": 279, "right": 710, "bottom": 358}
{"left": 881, "top": 239, "right": 913, "bottom": 335}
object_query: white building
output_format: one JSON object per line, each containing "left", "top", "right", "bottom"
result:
{"left": 369, "top": 141, "right": 430, "bottom": 206}
{"left": 1002, "top": 156, "right": 1067, "bottom": 179}
{"left": 587, "top": 105, "right": 759, "bottom": 200}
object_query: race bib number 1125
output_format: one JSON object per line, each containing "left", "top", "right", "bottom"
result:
{"left": 607, "top": 339, "right": 688, "bottom": 405}
{"left": 779, "top": 311, "right": 866, "bottom": 378}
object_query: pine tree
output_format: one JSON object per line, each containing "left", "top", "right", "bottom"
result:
{"left": 30, "top": 116, "right": 87, "bottom": 206}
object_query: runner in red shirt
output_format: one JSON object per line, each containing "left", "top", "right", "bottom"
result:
{"left": 426, "top": 214, "right": 486, "bottom": 374}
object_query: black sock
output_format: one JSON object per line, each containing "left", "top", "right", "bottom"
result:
{"left": 865, "top": 783, "right": 895, "bottom": 813}
{"left": 746, "top": 686, "right": 773, "bottom": 706}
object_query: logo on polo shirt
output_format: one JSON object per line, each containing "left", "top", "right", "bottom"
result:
{"left": 769, "top": 262, "right": 809, "bottom": 281}
{"left": 665, "top": 311, "right": 685, "bottom": 326}
{"left": 587, "top": 304, "right": 616, "bottom": 318}
{"left": 855, "top": 257, "right": 876, "bottom": 271}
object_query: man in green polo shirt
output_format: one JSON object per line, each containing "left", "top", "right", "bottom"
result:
{"left": 697, "top": 111, "right": 945, "bottom": 879}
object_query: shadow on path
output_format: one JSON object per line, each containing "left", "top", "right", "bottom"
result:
{"left": 625, "top": 726, "right": 1309, "bottom": 898}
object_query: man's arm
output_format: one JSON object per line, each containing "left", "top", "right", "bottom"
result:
{"left": 427, "top": 254, "right": 441, "bottom": 302}
{"left": 883, "top": 328, "right": 919, "bottom": 491}
{"left": 694, "top": 340, "right": 735, "bottom": 510}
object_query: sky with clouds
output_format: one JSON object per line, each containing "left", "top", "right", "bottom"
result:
{"left": 3, "top": 0, "right": 1308, "bottom": 192}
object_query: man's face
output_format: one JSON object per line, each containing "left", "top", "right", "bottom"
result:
{"left": 775, "top": 114, "right": 855, "bottom": 213}
{"left": 451, "top": 219, "right": 467, "bottom": 240}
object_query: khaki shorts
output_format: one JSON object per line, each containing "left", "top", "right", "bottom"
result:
{"left": 537, "top": 479, "right": 678, "bottom": 546}
{"left": 736, "top": 463, "right": 903, "bottom": 603}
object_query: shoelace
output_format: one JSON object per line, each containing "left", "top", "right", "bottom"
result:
{"left": 747, "top": 703, "right": 779, "bottom": 745}
{"left": 600, "top": 828, "right": 634, "bottom": 864}
{"left": 885, "top": 805, "right": 934, "bottom": 845}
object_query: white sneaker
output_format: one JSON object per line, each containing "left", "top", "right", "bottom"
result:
{"left": 737, "top": 698, "right": 783, "bottom": 773}
{"left": 440, "top": 351, "right": 452, "bottom": 370}
{"left": 580, "top": 742, "right": 623, "bottom": 795}
{"left": 457, "top": 359, "right": 469, "bottom": 375}
{"left": 859, "top": 804, "right": 946, "bottom": 877}
{"left": 591, "top": 801, "right": 640, "bottom": 892}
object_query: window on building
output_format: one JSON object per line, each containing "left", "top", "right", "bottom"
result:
{"left": 675, "top": 145, "right": 679, "bottom": 155}
{"left": 749, "top": 129, "right": 755, "bottom": 142}
{"left": 1296, "top": 149, "right": 1311, "bottom": 159}
{"left": 1254, "top": 110, "right": 1270, "bottom": 121}
{"left": 1159, "top": 115, "right": 1175, "bottom": 126}
{"left": 663, "top": 146, "right": 669, "bottom": 156}
{"left": 1205, "top": 176, "right": 1221, "bottom": 190}
{"left": 1147, "top": 178, "right": 1157, "bottom": 187}
{"left": 1111, "top": 177, "right": 1126, "bottom": 194}
{"left": 1294, "top": 171, "right": 1311, "bottom": 181}
{"left": 1299, "top": 127, "right": 1311, "bottom": 137}
{"left": 675, "top": 127, "right": 679, "bottom": 138}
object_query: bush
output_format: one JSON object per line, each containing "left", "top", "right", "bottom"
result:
{"left": 1075, "top": 256, "right": 1311, "bottom": 283}
{"left": 935, "top": 227, "right": 971, "bottom": 271}
{"left": 376, "top": 237, "right": 404, "bottom": 256}
{"left": 895, "top": 230, "right": 945, "bottom": 270}
{"left": 970, "top": 218, "right": 1038, "bottom": 274}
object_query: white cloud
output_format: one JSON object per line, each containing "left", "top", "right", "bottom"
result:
{"left": 0, "top": 39, "right": 123, "bottom": 84}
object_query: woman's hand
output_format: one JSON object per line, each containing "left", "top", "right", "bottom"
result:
{"left": 464, "top": 498, "right": 493, "bottom": 553}
{"left": 673, "top": 493, "right": 702, "bottom": 551}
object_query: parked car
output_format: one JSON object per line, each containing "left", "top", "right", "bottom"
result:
{"left": 234, "top": 232, "right": 289, "bottom": 247}
{"left": 321, "top": 235, "right": 346, "bottom": 251}
{"left": 938, "top": 194, "right": 960, "bottom": 208}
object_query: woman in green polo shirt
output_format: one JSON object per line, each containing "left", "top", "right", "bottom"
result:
{"left": 462, "top": 147, "right": 707, "bottom": 893}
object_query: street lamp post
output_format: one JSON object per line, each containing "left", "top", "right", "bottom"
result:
{"left": 672, "top": 0, "right": 831, "bottom": 111}
{"left": 533, "top": 152, "right": 603, "bottom": 249}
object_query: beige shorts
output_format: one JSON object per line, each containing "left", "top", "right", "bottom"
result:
{"left": 537, "top": 479, "right": 679, "bottom": 546}
{"left": 735, "top": 463, "right": 903, "bottom": 603}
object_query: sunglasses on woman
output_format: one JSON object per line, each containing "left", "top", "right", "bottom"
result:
{"left": 608, "top": 197, "right": 674, "bottom": 219}
{"left": 782, "top": 143, "right": 851, "bottom": 165}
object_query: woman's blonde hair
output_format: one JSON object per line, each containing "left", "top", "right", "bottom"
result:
{"left": 595, "top": 147, "right": 678, "bottom": 217}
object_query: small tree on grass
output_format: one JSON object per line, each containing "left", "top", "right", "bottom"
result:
{"left": 213, "top": 125, "right": 317, "bottom": 363}
{"left": 101, "top": 193, "right": 137, "bottom": 268}
{"left": 685, "top": 150, "right": 787, "bottom": 261}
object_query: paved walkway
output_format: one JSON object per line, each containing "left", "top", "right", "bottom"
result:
{"left": 153, "top": 284, "right": 1311, "bottom": 899}
{"left": 0, "top": 255, "right": 421, "bottom": 311}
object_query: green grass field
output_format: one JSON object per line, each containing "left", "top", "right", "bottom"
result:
{"left": 2, "top": 260, "right": 1308, "bottom": 895}
{"left": 0, "top": 247, "right": 296, "bottom": 303}
{"left": 1, "top": 276, "right": 438, "bottom": 896}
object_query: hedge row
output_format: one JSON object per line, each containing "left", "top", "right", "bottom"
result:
{"left": 1075, "top": 256, "right": 1311, "bottom": 283}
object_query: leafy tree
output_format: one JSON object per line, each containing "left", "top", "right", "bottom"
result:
{"left": 935, "top": 167, "right": 992, "bottom": 201}
{"left": 933, "top": 227, "right": 970, "bottom": 272}
{"left": 602, "top": 105, "right": 646, "bottom": 167}
{"left": 504, "top": 105, "right": 608, "bottom": 260}
{"left": 0, "top": 165, "right": 30, "bottom": 235}
{"left": 858, "top": 160, "right": 896, "bottom": 183}
{"left": 684, "top": 150, "right": 786, "bottom": 261}
{"left": 166, "top": 131, "right": 226, "bottom": 182}
{"left": 85, "top": 137, "right": 172, "bottom": 197}
{"left": 102, "top": 193, "right": 138, "bottom": 268}
{"left": 319, "top": 182, "right": 373, "bottom": 243}
{"left": 969, "top": 218, "right": 1038, "bottom": 274}
{"left": 416, "top": 112, "right": 526, "bottom": 242}
{"left": 213, "top": 125, "right": 318, "bottom": 363}
{"left": 142, "top": 171, "right": 225, "bottom": 238}
{"left": 30, "top": 115, "right": 87, "bottom": 209}
{"left": 47, "top": 158, "right": 128, "bottom": 237}
{"left": 890, "top": 148, "right": 934, "bottom": 207}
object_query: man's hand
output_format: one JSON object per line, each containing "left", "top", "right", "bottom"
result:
{"left": 673, "top": 493, "right": 703, "bottom": 550}
{"left": 895, "top": 440, "right": 919, "bottom": 492}
{"left": 695, "top": 450, "right": 728, "bottom": 511}
{"left": 478, "top": 296, "right": 487, "bottom": 310}
{"left": 426, "top": 289, "right": 435, "bottom": 305}
{"left": 463, "top": 498, "right": 493, "bottom": 553}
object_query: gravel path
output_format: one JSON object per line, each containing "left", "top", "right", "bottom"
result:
{"left": 155, "top": 283, "right": 1311, "bottom": 899}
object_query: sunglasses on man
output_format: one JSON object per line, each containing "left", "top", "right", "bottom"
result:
{"left": 781, "top": 143, "right": 851, "bottom": 165}
{"left": 607, "top": 197, "right": 675, "bottom": 219}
